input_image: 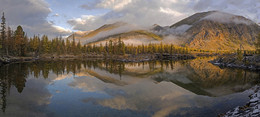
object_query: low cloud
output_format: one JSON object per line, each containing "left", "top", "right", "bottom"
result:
{"left": 202, "top": 11, "right": 254, "bottom": 25}
{"left": 70, "top": 0, "right": 260, "bottom": 31}
{"left": 70, "top": 0, "right": 191, "bottom": 31}
{"left": 83, "top": 23, "right": 143, "bottom": 44}
{"left": 1, "top": 0, "right": 259, "bottom": 37}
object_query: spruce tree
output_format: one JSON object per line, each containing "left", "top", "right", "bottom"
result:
{"left": 14, "top": 25, "right": 25, "bottom": 56}
{"left": 256, "top": 33, "right": 260, "bottom": 54}
{"left": 7, "top": 27, "right": 12, "bottom": 55}
{"left": 71, "top": 33, "right": 76, "bottom": 54}
{"left": 1, "top": 12, "right": 6, "bottom": 55}
{"left": 41, "top": 35, "right": 50, "bottom": 54}
{"left": 66, "top": 38, "right": 71, "bottom": 54}
{"left": 122, "top": 41, "right": 125, "bottom": 55}
{"left": 76, "top": 41, "right": 81, "bottom": 55}
{"left": 109, "top": 40, "right": 113, "bottom": 55}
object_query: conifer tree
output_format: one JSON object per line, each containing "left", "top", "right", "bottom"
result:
{"left": 122, "top": 41, "right": 125, "bottom": 55}
{"left": 105, "top": 42, "right": 108, "bottom": 54}
{"left": 61, "top": 39, "right": 66, "bottom": 54}
{"left": 14, "top": 25, "right": 25, "bottom": 56}
{"left": 21, "top": 34, "right": 28, "bottom": 56}
{"left": 256, "top": 33, "right": 260, "bottom": 54}
{"left": 71, "top": 33, "right": 76, "bottom": 54}
{"left": 76, "top": 41, "right": 81, "bottom": 55}
{"left": 109, "top": 40, "right": 113, "bottom": 55}
{"left": 66, "top": 38, "right": 71, "bottom": 54}
{"left": 1, "top": 12, "right": 6, "bottom": 55}
{"left": 118, "top": 37, "right": 122, "bottom": 55}
{"left": 41, "top": 35, "right": 50, "bottom": 54}
{"left": 6, "top": 27, "right": 12, "bottom": 55}
{"left": 82, "top": 44, "right": 86, "bottom": 54}
{"left": 99, "top": 43, "right": 103, "bottom": 54}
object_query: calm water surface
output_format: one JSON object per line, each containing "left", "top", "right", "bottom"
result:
{"left": 0, "top": 58, "right": 259, "bottom": 117}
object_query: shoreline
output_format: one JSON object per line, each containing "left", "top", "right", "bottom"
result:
{"left": 220, "top": 85, "right": 260, "bottom": 117}
{"left": 209, "top": 55, "right": 260, "bottom": 71}
{"left": 0, "top": 53, "right": 196, "bottom": 66}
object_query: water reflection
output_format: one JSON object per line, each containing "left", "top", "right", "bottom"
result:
{"left": 152, "top": 58, "right": 260, "bottom": 96}
{"left": 0, "top": 58, "right": 259, "bottom": 117}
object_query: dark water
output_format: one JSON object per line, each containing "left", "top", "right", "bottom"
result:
{"left": 0, "top": 58, "right": 259, "bottom": 117}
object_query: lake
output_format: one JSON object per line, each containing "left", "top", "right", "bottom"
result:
{"left": 0, "top": 57, "right": 259, "bottom": 117}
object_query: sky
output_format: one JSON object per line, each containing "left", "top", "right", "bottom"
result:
{"left": 0, "top": 0, "right": 259, "bottom": 37}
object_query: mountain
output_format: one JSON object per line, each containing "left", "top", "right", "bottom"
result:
{"left": 158, "top": 11, "right": 260, "bottom": 50}
{"left": 67, "top": 31, "right": 91, "bottom": 40}
{"left": 67, "top": 22, "right": 126, "bottom": 40}
{"left": 69, "top": 11, "right": 260, "bottom": 51}
{"left": 68, "top": 22, "right": 162, "bottom": 45}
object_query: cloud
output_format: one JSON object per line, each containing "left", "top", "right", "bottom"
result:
{"left": 1, "top": 0, "right": 258, "bottom": 37}
{"left": 52, "top": 25, "right": 72, "bottom": 33}
{"left": 80, "top": 0, "right": 132, "bottom": 11}
{"left": 202, "top": 11, "right": 254, "bottom": 25}
{"left": 96, "top": 0, "right": 132, "bottom": 10}
{"left": 70, "top": 0, "right": 259, "bottom": 31}
{"left": 67, "top": 15, "right": 100, "bottom": 31}
{"left": 0, "top": 78, "right": 52, "bottom": 117}
{"left": 0, "top": 0, "right": 71, "bottom": 37}
{"left": 82, "top": 23, "right": 144, "bottom": 44}
{"left": 159, "top": 7, "right": 183, "bottom": 16}
{"left": 52, "top": 13, "right": 59, "bottom": 17}
{"left": 70, "top": 0, "right": 191, "bottom": 31}
{"left": 193, "top": 0, "right": 260, "bottom": 23}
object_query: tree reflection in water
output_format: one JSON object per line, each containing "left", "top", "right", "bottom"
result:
{"left": 0, "top": 58, "right": 259, "bottom": 113}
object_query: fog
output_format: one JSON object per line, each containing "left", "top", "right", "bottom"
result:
{"left": 79, "top": 21, "right": 191, "bottom": 46}
{"left": 83, "top": 23, "right": 144, "bottom": 44}
{"left": 202, "top": 11, "right": 254, "bottom": 25}
{"left": 153, "top": 24, "right": 192, "bottom": 36}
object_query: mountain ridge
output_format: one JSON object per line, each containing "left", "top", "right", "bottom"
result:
{"left": 68, "top": 11, "right": 260, "bottom": 50}
{"left": 154, "top": 11, "right": 260, "bottom": 50}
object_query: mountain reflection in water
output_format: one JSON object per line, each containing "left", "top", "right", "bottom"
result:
{"left": 0, "top": 58, "right": 259, "bottom": 117}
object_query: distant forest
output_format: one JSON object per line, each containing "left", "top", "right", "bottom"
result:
{"left": 1, "top": 13, "right": 259, "bottom": 57}
{"left": 0, "top": 13, "right": 194, "bottom": 57}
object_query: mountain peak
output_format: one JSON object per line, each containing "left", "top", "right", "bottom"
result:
{"left": 201, "top": 11, "right": 254, "bottom": 25}
{"left": 170, "top": 11, "right": 255, "bottom": 28}
{"left": 165, "top": 11, "right": 260, "bottom": 50}
{"left": 153, "top": 24, "right": 160, "bottom": 27}
{"left": 152, "top": 24, "right": 165, "bottom": 32}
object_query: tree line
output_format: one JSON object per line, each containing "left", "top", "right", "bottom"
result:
{"left": 3, "top": 12, "right": 252, "bottom": 58}
{"left": 0, "top": 23, "right": 83, "bottom": 56}
{"left": 0, "top": 24, "right": 191, "bottom": 57}
{"left": 0, "top": 12, "right": 191, "bottom": 57}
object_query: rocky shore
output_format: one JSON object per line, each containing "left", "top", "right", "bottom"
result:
{"left": 209, "top": 55, "right": 260, "bottom": 71}
{"left": 0, "top": 56, "right": 38, "bottom": 65}
{"left": 0, "top": 55, "right": 81, "bottom": 66}
{"left": 112, "top": 54, "right": 196, "bottom": 62}
{"left": 220, "top": 86, "right": 260, "bottom": 117}
{"left": 0, "top": 53, "right": 196, "bottom": 66}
